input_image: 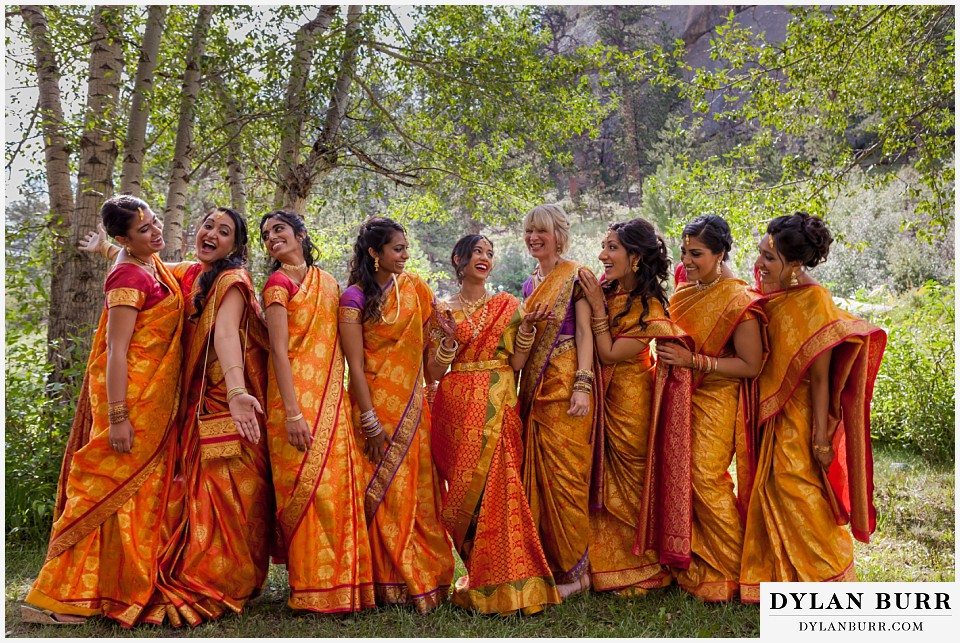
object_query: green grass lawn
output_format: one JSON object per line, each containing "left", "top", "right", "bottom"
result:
{"left": 5, "top": 444, "right": 953, "bottom": 638}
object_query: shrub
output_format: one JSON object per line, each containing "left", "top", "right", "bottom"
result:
{"left": 870, "top": 281, "right": 955, "bottom": 462}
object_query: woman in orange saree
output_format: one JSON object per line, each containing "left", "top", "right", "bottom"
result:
{"left": 259, "top": 211, "right": 375, "bottom": 613}
{"left": 338, "top": 217, "right": 454, "bottom": 613}
{"left": 578, "top": 219, "right": 687, "bottom": 596}
{"left": 23, "top": 196, "right": 183, "bottom": 627}
{"left": 518, "top": 204, "right": 596, "bottom": 599}
{"left": 655, "top": 215, "right": 765, "bottom": 602}
{"left": 740, "top": 213, "right": 885, "bottom": 601}
{"left": 431, "top": 234, "right": 560, "bottom": 615}
{"left": 148, "top": 208, "right": 275, "bottom": 626}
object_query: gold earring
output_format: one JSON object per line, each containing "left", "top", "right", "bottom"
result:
{"left": 374, "top": 257, "right": 380, "bottom": 272}
{"left": 716, "top": 261, "right": 722, "bottom": 276}
{"left": 631, "top": 259, "right": 639, "bottom": 272}
{"left": 789, "top": 270, "right": 800, "bottom": 287}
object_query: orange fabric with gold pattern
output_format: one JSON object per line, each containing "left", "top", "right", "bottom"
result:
{"left": 262, "top": 267, "right": 375, "bottom": 613}
{"left": 432, "top": 293, "right": 561, "bottom": 613}
{"left": 340, "top": 272, "right": 454, "bottom": 613}
{"left": 27, "top": 258, "right": 184, "bottom": 628}
{"left": 148, "top": 268, "right": 275, "bottom": 627}
{"left": 740, "top": 285, "right": 885, "bottom": 602}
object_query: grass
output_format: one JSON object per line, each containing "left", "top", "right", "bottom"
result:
{"left": 4, "top": 444, "right": 952, "bottom": 638}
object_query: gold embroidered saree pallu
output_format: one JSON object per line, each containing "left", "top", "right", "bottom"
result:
{"left": 27, "top": 259, "right": 184, "bottom": 627}
{"left": 342, "top": 272, "right": 454, "bottom": 613}
{"left": 655, "top": 279, "right": 765, "bottom": 602}
{"left": 589, "top": 296, "right": 685, "bottom": 592}
{"left": 263, "top": 267, "right": 375, "bottom": 613}
{"left": 740, "top": 285, "right": 885, "bottom": 602}
{"left": 149, "top": 269, "right": 275, "bottom": 626}
{"left": 432, "top": 293, "right": 560, "bottom": 613}
{"left": 518, "top": 261, "right": 596, "bottom": 584}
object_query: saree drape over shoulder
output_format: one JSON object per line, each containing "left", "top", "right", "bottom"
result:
{"left": 262, "top": 268, "right": 375, "bottom": 613}
{"left": 27, "top": 259, "right": 184, "bottom": 627}
{"left": 149, "top": 266, "right": 275, "bottom": 626}
{"left": 431, "top": 293, "right": 561, "bottom": 614}
{"left": 660, "top": 278, "right": 765, "bottom": 602}
{"left": 589, "top": 295, "right": 687, "bottom": 593}
{"left": 518, "top": 261, "right": 596, "bottom": 585}
{"left": 339, "top": 272, "right": 454, "bottom": 613}
{"left": 740, "top": 285, "right": 885, "bottom": 602}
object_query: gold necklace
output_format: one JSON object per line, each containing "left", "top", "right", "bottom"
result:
{"left": 458, "top": 291, "right": 489, "bottom": 342}
{"left": 128, "top": 252, "right": 155, "bottom": 272}
{"left": 695, "top": 276, "right": 724, "bottom": 292}
{"left": 281, "top": 261, "right": 307, "bottom": 272}
{"left": 380, "top": 274, "right": 401, "bottom": 325}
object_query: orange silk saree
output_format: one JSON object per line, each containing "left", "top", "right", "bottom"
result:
{"left": 262, "top": 267, "right": 375, "bottom": 613}
{"left": 27, "top": 258, "right": 184, "bottom": 627}
{"left": 148, "top": 267, "right": 275, "bottom": 626}
{"left": 339, "top": 272, "right": 454, "bottom": 613}
{"left": 589, "top": 295, "right": 687, "bottom": 593}
{"left": 660, "top": 278, "right": 765, "bottom": 602}
{"left": 740, "top": 285, "right": 885, "bottom": 602}
{"left": 518, "top": 260, "right": 596, "bottom": 585}
{"left": 432, "top": 293, "right": 560, "bottom": 613}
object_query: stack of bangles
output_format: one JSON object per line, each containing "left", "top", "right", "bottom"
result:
{"left": 690, "top": 353, "right": 719, "bottom": 373}
{"left": 572, "top": 369, "right": 594, "bottom": 394}
{"left": 100, "top": 242, "right": 115, "bottom": 259}
{"left": 226, "top": 386, "right": 248, "bottom": 402}
{"left": 515, "top": 325, "right": 535, "bottom": 352}
{"left": 359, "top": 408, "right": 383, "bottom": 438}
{"left": 435, "top": 339, "right": 459, "bottom": 366}
{"left": 591, "top": 316, "right": 610, "bottom": 336}
{"left": 108, "top": 399, "right": 128, "bottom": 424}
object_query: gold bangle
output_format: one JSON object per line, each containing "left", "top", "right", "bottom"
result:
{"left": 100, "top": 242, "right": 116, "bottom": 259}
{"left": 226, "top": 386, "right": 248, "bottom": 402}
{"left": 813, "top": 444, "right": 832, "bottom": 453}
{"left": 286, "top": 412, "right": 304, "bottom": 423}
{"left": 108, "top": 406, "right": 129, "bottom": 424}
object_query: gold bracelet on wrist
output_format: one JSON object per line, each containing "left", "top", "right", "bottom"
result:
{"left": 226, "top": 386, "right": 248, "bottom": 402}
{"left": 286, "top": 412, "right": 304, "bottom": 423}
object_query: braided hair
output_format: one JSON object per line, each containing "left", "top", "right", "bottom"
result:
{"left": 347, "top": 216, "right": 407, "bottom": 323}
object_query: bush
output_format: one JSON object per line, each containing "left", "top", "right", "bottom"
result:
{"left": 870, "top": 281, "right": 955, "bottom": 462}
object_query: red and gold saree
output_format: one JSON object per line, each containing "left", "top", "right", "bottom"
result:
{"left": 148, "top": 266, "right": 275, "bottom": 626}
{"left": 432, "top": 292, "right": 560, "bottom": 613}
{"left": 27, "top": 259, "right": 184, "bottom": 627}
{"left": 339, "top": 272, "right": 454, "bottom": 613}
{"left": 518, "top": 260, "right": 596, "bottom": 585}
{"left": 740, "top": 284, "right": 885, "bottom": 602}
{"left": 262, "top": 267, "right": 375, "bottom": 613}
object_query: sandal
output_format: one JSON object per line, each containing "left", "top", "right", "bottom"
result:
{"left": 21, "top": 604, "right": 86, "bottom": 625}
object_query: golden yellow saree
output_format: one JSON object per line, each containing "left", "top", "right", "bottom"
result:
{"left": 339, "top": 271, "right": 454, "bottom": 613}
{"left": 432, "top": 293, "right": 560, "bottom": 613}
{"left": 149, "top": 267, "right": 275, "bottom": 626}
{"left": 662, "top": 278, "right": 765, "bottom": 602}
{"left": 589, "top": 295, "right": 686, "bottom": 593}
{"left": 27, "top": 258, "right": 184, "bottom": 627}
{"left": 262, "top": 267, "right": 375, "bottom": 613}
{"left": 740, "top": 284, "right": 885, "bottom": 602}
{"left": 518, "top": 260, "right": 596, "bottom": 585}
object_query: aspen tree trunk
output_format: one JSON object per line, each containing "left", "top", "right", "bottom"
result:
{"left": 212, "top": 74, "right": 247, "bottom": 218}
{"left": 45, "top": 5, "right": 125, "bottom": 384}
{"left": 161, "top": 5, "right": 215, "bottom": 261}
{"left": 272, "top": 5, "right": 340, "bottom": 211}
{"left": 120, "top": 4, "right": 166, "bottom": 196}
{"left": 278, "top": 5, "right": 363, "bottom": 215}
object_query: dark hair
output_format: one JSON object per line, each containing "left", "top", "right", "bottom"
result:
{"left": 347, "top": 216, "right": 407, "bottom": 323}
{"left": 100, "top": 194, "right": 150, "bottom": 238}
{"left": 258, "top": 210, "right": 319, "bottom": 274}
{"left": 766, "top": 211, "right": 833, "bottom": 268}
{"left": 450, "top": 234, "right": 493, "bottom": 284}
{"left": 191, "top": 207, "right": 248, "bottom": 320}
{"left": 602, "top": 219, "right": 670, "bottom": 329}
{"left": 682, "top": 214, "right": 733, "bottom": 261}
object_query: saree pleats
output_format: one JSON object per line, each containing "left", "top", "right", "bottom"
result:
{"left": 666, "top": 279, "right": 765, "bottom": 602}
{"left": 432, "top": 293, "right": 560, "bottom": 613}
{"left": 341, "top": 272, "right": 454, "bottom": 613}
{"left": 27, "top": 258, "right": 184, "bottom": 627}
{"left": 263, "top": 267, "right": 375, "bottom": 613}
{"left": 150, "top": 269, "right": 275, "bottom": 626}
{"left": 518, "top": 261, "right": 595, "bottom": 584}
{"left": 589, "top": 296, "right": 683, "bottom": 592}
{"left": 740, "top": 285, "right": 885, "bottom": 603}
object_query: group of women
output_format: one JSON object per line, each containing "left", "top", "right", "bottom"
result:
{"left": 21, "top": 196, "right": 885, "bottom": 627}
